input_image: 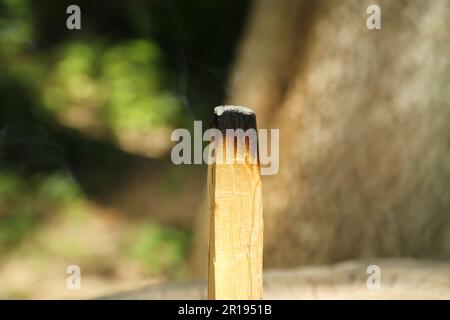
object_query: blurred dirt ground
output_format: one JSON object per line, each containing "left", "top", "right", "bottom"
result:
{"left": 0, "top": 198, "right": 192, "bottom": 299}
{"left": 102, "top": 259, "right": 450, "bottom": 300}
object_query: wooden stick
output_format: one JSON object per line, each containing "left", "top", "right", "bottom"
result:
{"left": 207, "top": 106, "right": 263, "bottom": 300}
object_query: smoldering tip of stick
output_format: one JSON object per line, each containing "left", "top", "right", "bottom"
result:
{"left": 211, "top": 105, "right": 257, "bottom": 133}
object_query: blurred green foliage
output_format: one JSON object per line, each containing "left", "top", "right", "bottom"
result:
{"left": 124, "top": 224, "right": 192, "bottom": 276}
{"left": 0, "top": 0, "right": 249, "bottom": 291}
{"left": 0, "top": 169, "right": 80, "bottom": 252}
{"left": 44, "top": 39, "right": 182, "bottom": 135}
{"left": 0, "top": 0, "right": 34, "bottom": 57}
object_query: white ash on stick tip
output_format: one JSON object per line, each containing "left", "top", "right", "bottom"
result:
{"left": 214, "top": 105, "right": 255, "bottom": 116}
{"left": 212, "top": 105, "right": 257, "bottom": 132}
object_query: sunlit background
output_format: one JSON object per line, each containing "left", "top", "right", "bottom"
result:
{"left": 0, "top": 0, "right": 249, "bottom": 298}
{"left": 2, "top": 0, "right": 450, "bottom": 299}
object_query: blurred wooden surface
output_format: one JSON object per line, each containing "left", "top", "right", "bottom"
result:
{"left": 101, "top": 258, "right": 450, "bottom": 299}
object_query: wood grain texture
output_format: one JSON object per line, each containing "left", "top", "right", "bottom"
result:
{"left": 207, "top": 106, "right": 263, "bottom": 300}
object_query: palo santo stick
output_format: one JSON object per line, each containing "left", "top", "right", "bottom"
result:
{"left": 207, "top": 105, "right": 263, "bottom": 300}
